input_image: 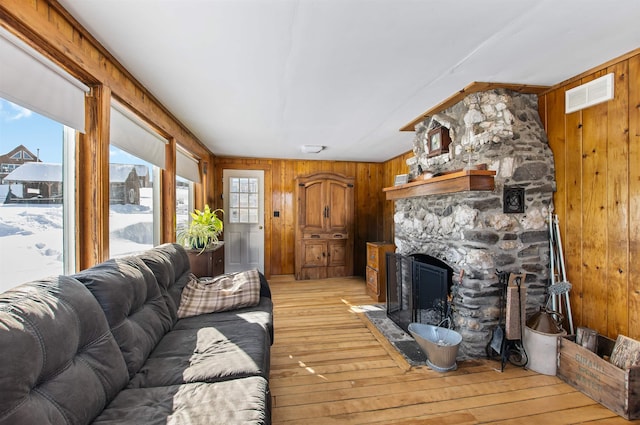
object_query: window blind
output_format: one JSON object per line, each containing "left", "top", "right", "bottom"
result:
{"left": 0, "top": 27, "right": 89, "bottom": 132}
{"left": 176, "top": 146, "right": 201, "bottom": 183}
{"left": 110, "top": 102, "right": 167, "bottom": 169}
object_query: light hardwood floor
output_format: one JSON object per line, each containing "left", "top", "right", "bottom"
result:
{"left": 268, "top": 275, "right": 637, "bottom": 424}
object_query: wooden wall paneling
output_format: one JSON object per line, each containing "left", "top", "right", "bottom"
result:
{"left": 628, "top": 54, "right": 640, "bottom": 338}
{"left": 543, "top": 86, "right": 575, "bottom": 326}
{"left": 564, "top": 80, "right": 584, "bottom": 328}
{"left": 77, "top": 85, "right": 111, "bottom": 270}
{"left": 270, "top": 160, "right": 283, "bottom": 275}
{"left": 580, "top": 70, "right": 609, "bottom": 332}
{"left": 541, "top": 52, "right": 640, "bottom": 340}
{"left": 544, "top": 89, "right": 567, "bottom": 231}
{"left": 276, "top": 159, "right": 297, "bottom": 276}
{"left": 381, "top": 152, "right": 413, "bottom": 243}
{"left": 606, "top": 61, "right": 630, "bottom": 337}
{"left": 354, "top": 163, "right": 381, "bottom": 274}
{"left": 162, "top": 138, "right": 177, "bottom": 243}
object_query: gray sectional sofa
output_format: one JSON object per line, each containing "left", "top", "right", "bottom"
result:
{"left": 0, "top": 243, "right": 273, "bottom": 425}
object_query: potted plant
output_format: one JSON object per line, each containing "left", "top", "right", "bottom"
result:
{"left": 177, "top": 204, "right": 224, "bottom": 253}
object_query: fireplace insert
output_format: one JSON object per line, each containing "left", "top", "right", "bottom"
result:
{"left": 386, "top": 253, "right": 452, "bottom": 333}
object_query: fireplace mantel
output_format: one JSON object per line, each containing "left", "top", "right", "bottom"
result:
{"left": 383, "top": 169, "right": 496, "bottom": 200}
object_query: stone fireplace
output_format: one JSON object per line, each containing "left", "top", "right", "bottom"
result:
{"left": 392, "top": 89, "right": 555, "bottom": 359}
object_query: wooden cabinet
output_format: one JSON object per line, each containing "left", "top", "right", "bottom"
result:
{"left": 186, "top": 243, "right": 225, "bottom": 278}
{"left": 366, "top": 242, "right": 395, "bottom": 302}
{"left": 295, "top": 173, "right": 354, "bottom": 280}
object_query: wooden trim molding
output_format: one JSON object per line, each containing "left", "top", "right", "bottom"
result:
{"left": 162, "top": 138, "right": 177, "bottom": 243}
{"left": 77, "top": 85, "right": 111, "bottom": 269}
{"left": 400, "top": 82, "right": 550, "bottom": 131}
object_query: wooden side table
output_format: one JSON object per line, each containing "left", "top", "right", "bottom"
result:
{"left": 186, "top": 242, "right": 225, "bottom": 278}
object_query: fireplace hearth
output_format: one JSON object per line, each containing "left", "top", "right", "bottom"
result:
{"left": 386, "top": 253, "right": 452, "bottom": 333}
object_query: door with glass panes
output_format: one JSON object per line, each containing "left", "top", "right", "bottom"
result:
{"left": 222, "top": 169, "right": 264, "bottom": 273}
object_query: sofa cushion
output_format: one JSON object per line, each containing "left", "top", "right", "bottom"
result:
{"left": 127, "top": 320, "right": 270, "bottom": 388}
{"left": 73, "top": 256, "right": 172, "bottom": 378}
{"left": 174, "top": 296, "right": 274, "bottom": 344}
{"left": 137, "top": 245, "right": 180, "bottom": 323}
{"left": 93, "top": 377, "right": 270, "bottom": 425}
{"left": 177, "top": 270, "right": 261, "bottom": 318}
{"left": 0, "top": 276, "right": 128, "bottom": 425}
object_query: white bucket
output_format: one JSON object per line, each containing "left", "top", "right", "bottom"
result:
{"left": 523, "top": 326, "right": 566, "bottom": 375}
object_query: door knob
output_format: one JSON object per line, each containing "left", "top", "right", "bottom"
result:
{"left": 259, "top": 226, "right": 263, "bottom": 229}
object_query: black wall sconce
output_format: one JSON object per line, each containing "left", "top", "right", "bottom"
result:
{"left": 503, "top": 187, "right": 525, "bottom": 213}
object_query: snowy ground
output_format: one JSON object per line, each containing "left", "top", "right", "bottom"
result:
{"left": 0, "top": 187, "right": 189, "bottom": 294}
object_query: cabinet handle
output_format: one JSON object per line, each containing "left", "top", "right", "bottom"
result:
{"left": 310, "top": 234, "right": 320, "bottom": 238}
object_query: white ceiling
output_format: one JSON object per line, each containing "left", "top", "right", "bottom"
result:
{"left": 58, "top": 0, "right": 640, "bottom": 162}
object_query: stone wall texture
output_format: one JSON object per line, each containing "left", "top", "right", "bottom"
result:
{"left": 395, "top": 89, "right": 556, "bottom": 358}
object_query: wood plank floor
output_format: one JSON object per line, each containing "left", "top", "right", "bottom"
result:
{"left": 268, "top": 275, "right": 638, "bottom": 424}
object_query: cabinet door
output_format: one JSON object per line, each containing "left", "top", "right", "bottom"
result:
{"left": 327, "top": 239, "right": 346, "bottom": 267}
{"left": 298, "top": 180, "right": 325, "bottom": 233}
{"left": 326, "top": 239, "right": 348, "bottom": 278}
{"left": 301, "top": 240, "right": 328, "bottom": 268}
{"left": 212, "top": 248, "right": 225, "bottom": 277}
{"left": 326, "top": 180, "right": 352, "bottom": 233}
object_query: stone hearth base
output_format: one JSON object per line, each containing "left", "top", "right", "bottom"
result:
{"left": 358, "top": 304, "right": 427, "bottom": 366}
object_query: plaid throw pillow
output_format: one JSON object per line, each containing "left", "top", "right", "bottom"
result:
{"left": 177, "top": 270, "right": 261, "bottom": 318}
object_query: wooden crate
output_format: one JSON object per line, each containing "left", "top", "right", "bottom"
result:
{"left": 557, "top": 334, "right": 640, "bottom": 420}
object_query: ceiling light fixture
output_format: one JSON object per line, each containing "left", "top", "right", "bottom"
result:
{"left": 300, "top": 145, "right": 325, "bottom": 154}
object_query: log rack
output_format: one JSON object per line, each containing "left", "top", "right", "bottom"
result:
{"left": 383, "top": 169, "right": 496, "bottom": 201}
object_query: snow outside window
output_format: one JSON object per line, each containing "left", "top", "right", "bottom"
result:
{"left": 176, "top": 176, "right": 193, "bottom": 238}
{"left": 108, "top": 145, "right": 159, "bottom": 257}
{"left": 0, "top": 98, "right": 75, "bottom": 293}
{"left": 175, "top": 146, "right": 198, "bottom": 239}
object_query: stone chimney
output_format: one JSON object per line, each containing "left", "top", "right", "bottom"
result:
{"left": 394, "top": 89, "right": 556, "bottom": 358}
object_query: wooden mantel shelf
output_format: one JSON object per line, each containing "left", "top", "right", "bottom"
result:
{"left": 383, "top": 169, "right": 496, "bottom": 200}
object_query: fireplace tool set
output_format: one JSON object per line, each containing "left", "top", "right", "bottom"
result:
{"left": 548, "top": 212, "right": 574, "bottom": 334}
{"left": 487, "top": 270, "right": 528, "bottom": 372}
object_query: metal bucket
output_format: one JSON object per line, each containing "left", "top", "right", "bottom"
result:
{"left": 408, "top": 322, "right": 462, "bottom": 372}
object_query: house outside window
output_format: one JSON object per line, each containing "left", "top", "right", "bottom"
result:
{"left": 108, "top": 102, "right": 166, "bottom": 257}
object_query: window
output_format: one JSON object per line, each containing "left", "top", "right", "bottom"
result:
{"left": 0, "top": 27, "right": 86, "bottom": 293}
{"left": 176, "top": 176, "right": 193, "bottom": 237}
{"left": 0, "top": 98, "right": 76, "bottom": 292}
{"left": 9, "top": 151, "right": 22, "bottom": 160}
{"left": 108, "top": 102, "right": 166, "bottom": 257}
{"left": 229, "top": 177, "right": 259, "bottom": 223}
{"left": 175, "top": 146, "right": 199, "bottom": 239}
{"left": 1, "top": 163, "right": 19, "bottom": 174}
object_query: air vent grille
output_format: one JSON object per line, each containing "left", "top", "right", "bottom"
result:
{"left": 565, "top": 73, "right": 614, "bottom": 114}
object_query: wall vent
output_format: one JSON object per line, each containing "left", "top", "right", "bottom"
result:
{"left": 565, "top": 73, "right": 614, "bottom": 114}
